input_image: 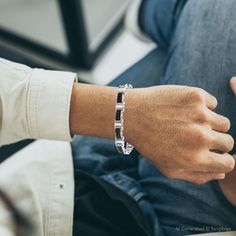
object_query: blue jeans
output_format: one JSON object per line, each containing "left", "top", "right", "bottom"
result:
{"left": 72, "top": 0, "right": 236, "bottom": 235}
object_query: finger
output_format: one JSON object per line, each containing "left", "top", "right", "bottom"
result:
{"left": 230, "top": 77, "right": 236, "bottom": 96}
{"left": 209, "top": 110, "right": 231, "bottom": 133}
{"left": 208, "top": 152, "right": 235, "bottom": 173}
{"left": 210, "top": 131, "right": 234, "bottom": 153}
{"left": 202, "top": 90, "right": 218, "bottom": 110}
{"left": 172, "top": 169, "right": 226, "bottom": 184}
{"left": 189, "top": 172, "right": 226, "bottom": 184}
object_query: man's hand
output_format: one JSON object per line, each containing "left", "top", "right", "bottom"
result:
{"left": 70, "top": 83, "right": 235, "bottom": 185}
{"left": 124, "top": 85, "right": 235, "bottom": 184}
{"left": 218, "top": 77, "right": 236, "bottom": 206}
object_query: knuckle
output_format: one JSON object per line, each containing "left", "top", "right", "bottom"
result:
{"left": 195, "top": 128, "right": 210, "bottom": 146}
{"left": 195, "top": 107, "right": 210, "bottom": 123}
{"left": 190, "top": 89, "right": 205, "bottom": 102}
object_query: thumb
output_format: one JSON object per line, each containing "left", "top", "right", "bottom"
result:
{"left": 230, "top": 77, "right": 236, "bottom": 96}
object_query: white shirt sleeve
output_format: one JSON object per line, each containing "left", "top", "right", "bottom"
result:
{"left": 0, "top": 140, "right": 75, "bottom": 236}
{"left": 0, "top": 58, "right": 77, "bottom": 146}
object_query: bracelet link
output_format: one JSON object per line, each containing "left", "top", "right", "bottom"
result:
{"left": 114, "top": 84, "right": 134, "bottom": 155}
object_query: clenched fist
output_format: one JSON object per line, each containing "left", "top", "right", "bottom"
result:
{"left": 124, "top": 85, "right": 235, "bottom": 184}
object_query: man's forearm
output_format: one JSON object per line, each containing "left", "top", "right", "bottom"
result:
{"left": 69, "top": 83, "right": 117, "bottom": 139}
{"left": 69, "top": 83, "right": 235, "bottom": 185}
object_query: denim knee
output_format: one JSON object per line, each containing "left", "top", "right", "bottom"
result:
{"left": 139, "top": 0, "right": 187, "bottom": 49}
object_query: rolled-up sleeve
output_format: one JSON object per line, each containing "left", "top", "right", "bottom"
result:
{"left": 28, "top": 69, "right": 76, "bottom": 141}
{"left": 0, "top": 58, "right": 77, "bottom": 146}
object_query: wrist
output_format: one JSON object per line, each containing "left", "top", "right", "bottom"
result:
{"left": 69, "top": 83, "right": 79, "bottom": 135}
{"left": 70, "top": 83, "right": 117, "bottom": 139}
{"left": 123, "top": 88, "right": 141, "bottom": 146}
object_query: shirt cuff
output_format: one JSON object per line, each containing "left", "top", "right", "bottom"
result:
{"left": 125, "top": 0, "right": 152, "bottom": 43}
{"left": 27, "top": 69, "right": 77, "bottom": 141}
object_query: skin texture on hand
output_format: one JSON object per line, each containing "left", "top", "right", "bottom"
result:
{"left": 124, "top": 85, "right": 235, "bottom": 184}
{"left": 70, "top": 83, "right": 235, "bottom": 184}
{"left": 218, "top": 78, "right": 236, "bottom": 206}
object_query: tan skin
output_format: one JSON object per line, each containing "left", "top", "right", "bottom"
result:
{"left": 70, "top": 82, "right": 236, "bottom": 205}
{"left": 218, "top": 77, "right": 236, "bottom": 207}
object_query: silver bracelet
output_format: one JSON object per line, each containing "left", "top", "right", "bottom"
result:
{"left": 115, "top": 84, "right": 134, "bottom": 155}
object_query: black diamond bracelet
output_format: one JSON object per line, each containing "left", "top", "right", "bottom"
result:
{"left": 114, "top": 84, "right": 134, "bottom": 155}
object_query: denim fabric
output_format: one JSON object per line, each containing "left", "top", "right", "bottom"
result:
{"left": 72, "top": 1, "right": 236, "bottom": 235}
{"left": 72, "top": 49, "right": 167, "bottom": 236}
